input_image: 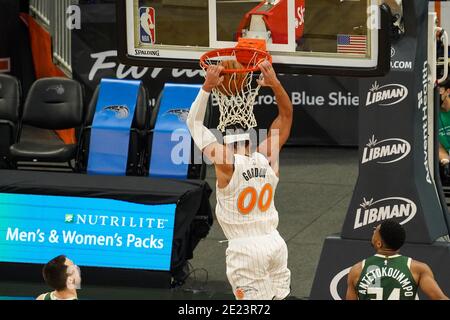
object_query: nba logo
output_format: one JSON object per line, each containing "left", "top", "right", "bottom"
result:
{"left": 139, "top": 7, "right": 156, "bottom": 44}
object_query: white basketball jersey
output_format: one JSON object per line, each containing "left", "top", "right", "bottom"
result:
{"left": 216, "top": 152, "right": 279, "bottom": 240}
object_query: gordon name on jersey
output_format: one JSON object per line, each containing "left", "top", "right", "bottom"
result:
{"left": 242, "top": 167, "right": 267, "bottom": 181}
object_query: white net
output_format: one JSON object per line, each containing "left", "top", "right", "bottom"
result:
{"left": 213, "top": 72, "right": 259, "bottom": 132}
{"left": 201, "top": 48, "right": 268, "bottom": 132}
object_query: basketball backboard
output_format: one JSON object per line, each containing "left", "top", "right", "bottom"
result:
{"left": 117, "top": 0, "right": 391, "bottom": 76}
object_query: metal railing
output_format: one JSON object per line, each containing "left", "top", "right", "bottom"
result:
{"left": 29, "top": 0, "right": 51, "bottom": 28}
{"left": 51, "top": 0, "right": 74, "bottom": 74}
{"left": 29, "top": 0, "right": 76, "bottom": 75}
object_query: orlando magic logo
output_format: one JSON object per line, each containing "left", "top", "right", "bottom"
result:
{"left": 102, "top": 105, "right": 130, "bottom": 119}
{"left": 165, "top": 109, "right": 190, "bottom": 122}
{"left": 46, "top": 84, "right": 65, "bottom": 95}
{"left": 235, "top": 286, "right": 258, "bottom": 300}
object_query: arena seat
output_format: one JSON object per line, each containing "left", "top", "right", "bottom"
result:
{"left": 0, "top": 74, "right": 21, "bottom": 169}
{"left": 147, "top": 85, "right": 211, "bottom": 180}
{"left": 9, "top": 78, "right": 83, "bottom": 170}
{"left": 77, "top": 82, "right": 150, "bottom": 176}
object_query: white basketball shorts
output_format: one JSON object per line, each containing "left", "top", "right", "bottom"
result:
{"left": 225, "top": 231, "right": 291, "bottom": 300}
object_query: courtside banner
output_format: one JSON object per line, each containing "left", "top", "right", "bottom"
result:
{"left": 87, "top": 78, "right": 141, "bottom": 175}
{"left": 0, "top": 193, "right": 176, "bottom": 271}
{"left": 149, "top": 83, "right": 201, "bottom": 178}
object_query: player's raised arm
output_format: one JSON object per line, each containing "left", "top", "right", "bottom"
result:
{"left": 186, "top": 65, "right": 228, "bottom": 165}
{"left": 346, "top": 262, "right": 362, "bottom": 300}
{"left": 257, "top": 61, "right": 293, "bottom": 163}
{"left": 413, "top": 261, "right": 449, "bottom": 300}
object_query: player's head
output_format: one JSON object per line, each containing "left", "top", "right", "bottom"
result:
{"left": 371, "top": 220, "right": 406, "bottom": 252}
{"left": 43, "top": 255, "right": 81, "bottom": 291}
{"left": 439, "top": 76, "right": 450, "bottom": 106}
{"left": 224, "top": 123, "right": 251, "bottom": 153}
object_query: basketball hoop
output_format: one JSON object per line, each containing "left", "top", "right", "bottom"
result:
{"left": 200, "top": 38, "right": 272, "bottom": 132}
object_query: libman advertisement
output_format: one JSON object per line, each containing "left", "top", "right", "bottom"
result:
{"left": 0, "top": 193, "right": 176, "bottom": 271}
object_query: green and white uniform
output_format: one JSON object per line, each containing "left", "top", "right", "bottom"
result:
{"left": 439, "top": 109, "right": 450, "bottom": 151}
{"left": 356, "top": 254, "right": 418, "bottom": 300}
{"left": 42, "top": 292, "right": 77, "bottom": 300}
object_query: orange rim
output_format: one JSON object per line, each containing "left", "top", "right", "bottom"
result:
{"left": 200, "top": 47, "right": 272, "bottom": 74}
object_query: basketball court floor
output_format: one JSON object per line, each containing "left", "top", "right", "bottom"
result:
{"left": 0, "top": 146, "right": 359, "bottom": 300}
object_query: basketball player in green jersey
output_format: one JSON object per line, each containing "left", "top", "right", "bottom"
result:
{"left": 438, "top": 77, "right": 450, "bottom": 166}
{"left": 346, "top": 220, "right": 448, "bottom": 300}
{"left": 36, "top": 255, "right": 81, "bottom": 300}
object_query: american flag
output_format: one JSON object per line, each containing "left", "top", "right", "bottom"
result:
{"left": 337, "top": 34, "right": 367, "bottom": 54}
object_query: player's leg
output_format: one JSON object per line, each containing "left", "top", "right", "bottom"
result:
{"left": 226, "top": 241, "right": 275, "bottom": 300}
{"left": 268, "top": 236, "right": 291, "bottom": 300}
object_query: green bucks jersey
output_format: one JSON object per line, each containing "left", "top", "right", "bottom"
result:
{"left": 356, "top": 254, "right": 418, "bottom": 300}
{"left": 42, "top": 292, "right": 77, "bottom": 300}
{"left": 439, "top": 109, "right": 450, "bottom": 151}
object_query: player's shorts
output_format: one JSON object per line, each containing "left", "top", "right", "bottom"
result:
{"left": 225, "top": 230, "right": 291, "bottom": 300}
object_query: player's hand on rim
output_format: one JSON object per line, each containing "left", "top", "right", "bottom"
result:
{"left": 257, "top": 60, "right": 281, "bottom": 88}
{"left": 203, "top": 65, "right": 224, "bottom": 92}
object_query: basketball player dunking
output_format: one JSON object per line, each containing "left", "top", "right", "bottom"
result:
{"left": 187, "top": 60, "right": 293, "bottom": 300}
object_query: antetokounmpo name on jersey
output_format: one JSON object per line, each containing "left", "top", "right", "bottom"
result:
{"left": 242, "top": 168, "right": 267, "bottom": 181}
{"left": 358, "top": 267, "right": 415, "bottom": 297}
